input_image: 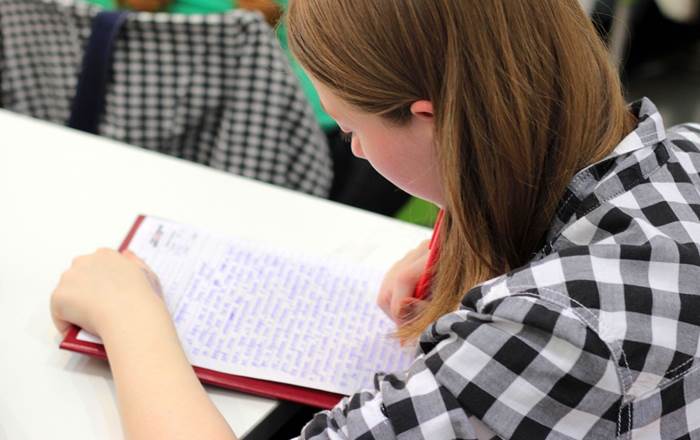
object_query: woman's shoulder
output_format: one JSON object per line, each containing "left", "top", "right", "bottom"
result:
{"left": 666, "top": 122, "right": 700, "bottom": 151}
{"left": 440, "top": 233, "right": 700, "bottom": 402}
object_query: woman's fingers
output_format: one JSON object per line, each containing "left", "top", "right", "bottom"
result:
{"left": 49, "top": 248, "right": 166, "bottom": 337}
{"left": 396, "top": 297, "right": 423, "bottom": 324}
{"left": 122, "top": 250, "right": 163, "bottom": 296}
{"left": 377, "top": 263, "right": 401, "bottom": 316}
{"left": 377, "top": 240, "right": 430, "bottom": 323}
{"left": 388, "top": 251, "right": 429, "bottom": 322}
{"left": 51, "top": 306, "right": 71, "bottom": 336}
{"left": 122, "top": 249, "right": 147, "bottom": 269}
{"left": 50, "top": 274, "right": 78, "bottom": 335}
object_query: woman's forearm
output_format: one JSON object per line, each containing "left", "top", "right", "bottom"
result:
{"left": 101, "top": 305, "right": 238, "bottom": 440}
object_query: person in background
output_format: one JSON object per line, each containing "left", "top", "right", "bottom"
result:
{"left": 85, "top": 0, "right": 412, "bottom": 216}
{"left": 87, "top": 0, "right": 280, "bottom": 22}
{"left": 51, "top": 0, "right": 700, "bottom": 438}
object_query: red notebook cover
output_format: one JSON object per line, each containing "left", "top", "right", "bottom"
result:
{"left": 60, "top": 215, "right": 344, "bottom": 410}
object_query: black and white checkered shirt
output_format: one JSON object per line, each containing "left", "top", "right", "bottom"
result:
{"left": 298, "top": 99, "right": 700, "bottom": 439}
{"left": 0, "top": 0, "right": 332, "bottom": 197}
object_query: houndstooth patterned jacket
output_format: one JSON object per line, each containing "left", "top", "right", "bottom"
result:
{"left": 298, "top": 99, "right": 700, "bottom": 439}
{"left": 0, "top": 0, "right": 333, "bottom": 197}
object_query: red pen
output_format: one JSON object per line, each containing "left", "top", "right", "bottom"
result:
{"left": 413, "top": 209, "right": 444, "bottom": 300}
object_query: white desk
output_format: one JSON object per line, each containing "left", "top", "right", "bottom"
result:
{"left": 0, "top": 110, "right": 430, "bottom": 439}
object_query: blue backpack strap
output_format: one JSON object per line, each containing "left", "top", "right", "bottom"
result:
{"left": 68, "top": 10, "right": 129, "bottom": 134}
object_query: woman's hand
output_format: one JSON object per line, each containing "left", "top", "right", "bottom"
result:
{"left": 377, "top": 239, "right": 430, "bottom": 323}
{"left": 50, "top": 248, "right": 165, "bottom": 338}
{"left": 51, "top": 249, "right": 239, "bottom": 439}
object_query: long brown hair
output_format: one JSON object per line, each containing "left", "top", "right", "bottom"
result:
{"left": 288, "top": 0, "right": 635, "bottom": 341}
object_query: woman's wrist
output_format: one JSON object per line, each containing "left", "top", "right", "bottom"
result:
{"left": 97, "top": 288, "right": 172, "bottom": 346}
{"left": 95, "top": 292, "right": 237, "bottom": 439}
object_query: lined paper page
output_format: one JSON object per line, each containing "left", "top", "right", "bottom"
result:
{"left": 79, "top": 216, "right": 415, "bottom": 395}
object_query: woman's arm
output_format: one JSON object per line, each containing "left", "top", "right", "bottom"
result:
{"left": 102, "top": 303, "right": 237, "bottom": 440}
{"left": 295, "top": 295, "right": 623, "bottom": 440}
{"left": 51, "top": 249, "right": 238, "bottom": 440}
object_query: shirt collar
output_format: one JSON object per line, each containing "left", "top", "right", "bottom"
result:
{"left": 538, "top": 98, "right": 668, "bottom": 255}
{"left": 605, "top": 97, "right": 667, "bottom": 159}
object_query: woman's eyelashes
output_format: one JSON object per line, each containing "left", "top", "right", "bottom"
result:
{"left": 340, "top": 130, "right": 353, "bottom": 143}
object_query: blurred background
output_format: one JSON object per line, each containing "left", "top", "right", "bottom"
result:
{"left": 590, "top": 0, "right": 699, "bottom": 126}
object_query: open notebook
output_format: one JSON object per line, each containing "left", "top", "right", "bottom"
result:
{"left": 61, "top": 215, "right": 416, "bottom": 409}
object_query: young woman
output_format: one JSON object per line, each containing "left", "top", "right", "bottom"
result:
{"left": 50, "top": 0, "right": 700, "bottom": 438}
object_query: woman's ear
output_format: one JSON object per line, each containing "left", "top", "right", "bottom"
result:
{"left": 410, "top": 100, "right": 434, "bottom": 120}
